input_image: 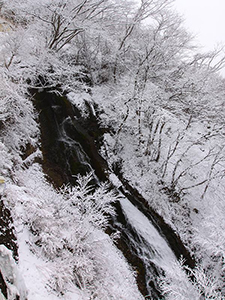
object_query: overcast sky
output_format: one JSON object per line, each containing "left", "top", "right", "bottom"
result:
{"left": 173, "top": 0, "right": 225, "bottom": 75}
{"left": 174, "top": 0, "right": 225, "bottom": 50}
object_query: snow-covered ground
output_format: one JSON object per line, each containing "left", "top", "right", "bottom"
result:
{"left": 2, "top": 164, "right": 143, "bottom": 300}
{"left": 1, "top": 0, "right": 225, "bottom": 298}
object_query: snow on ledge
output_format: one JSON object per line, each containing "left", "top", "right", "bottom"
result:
{"left": 0, "top": 245, "right": 27, "bottom": 300}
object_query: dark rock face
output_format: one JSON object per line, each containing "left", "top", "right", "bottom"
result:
{"left": 0, "top": 197, "right": 18, "bottom": 299}
{"left": 0, "top": 271, "right": 7, "bottom": 299}
{"left": 34, "top": 90, "right": 108, "bottom": 187}
{"left": 0, "top": 199, "right": 18, "bottom": 260}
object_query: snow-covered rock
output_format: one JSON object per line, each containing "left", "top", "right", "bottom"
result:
{"left": 0, "top": 245, "right": 27, "bottom": 300}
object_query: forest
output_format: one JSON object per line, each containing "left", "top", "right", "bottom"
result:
{"left": 0, "top": 0, "right": 225, "bottom": 299}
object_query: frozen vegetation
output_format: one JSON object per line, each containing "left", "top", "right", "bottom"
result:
{"left": 0, "top": 0, "right": 225, "bottom": 299}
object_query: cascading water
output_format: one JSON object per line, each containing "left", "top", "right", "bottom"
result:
{"left": 107, "top": 173, "right": 196, "bottom": 299}
{"left": 118, "top": 196, "right": 178, "bottom": 299}
{"left": 59, "top": 116, "right": 100, "bottom": 184}
{"left": 34, "top": 90, "right": 195, "bottom": 299}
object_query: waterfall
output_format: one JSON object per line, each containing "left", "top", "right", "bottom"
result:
{"left": 119, "top": 197, "right": 177, "bottom": 298}
{"left": 59, "top": 116, "right": 100, "bottom": 185}
{"left": 34, "top": 90, "right": 195, "bottom": 299}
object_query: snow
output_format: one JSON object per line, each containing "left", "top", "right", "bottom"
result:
{"left": 0, "top": 0, "right": 225, "bottom": 298}
{"left": 0, "top": 176, "right": 6, "bottom": 195}
{"left": 3, "top": 164, "right": 143, "bottom": 300}
{"left": 67, "top": 91, "right": 93, "bottom": 117}
{"left": 17, "top": 228, "right": 82, "bottom": 300}
{"left": 0, "top": 245, "right": 27, "bottom": 300}
{"left": 93, "top": 76, "right": 225, "bottom": 297}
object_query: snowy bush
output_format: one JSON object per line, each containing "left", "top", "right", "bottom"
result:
{"left": 160, "top": 259, "right": 223, "bottom": 300}
{"left": 1, "top": 0, "right": 225, "bottom": 298}
{"left": 0, "top": 74, "right": 38, "bottom": 153}
{"left": 5, "top": 164, "right": 142, "bottom": 299}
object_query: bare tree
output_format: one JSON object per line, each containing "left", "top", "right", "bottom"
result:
{"left": 113, "top": 0, "right": 174, "bottom": 82}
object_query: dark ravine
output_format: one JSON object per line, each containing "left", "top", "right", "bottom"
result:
{"left": 33, "top": 89, "right": 195, "bottom": 298}
{"left": 34, "top": 90, "right": 108, "bottom": 187}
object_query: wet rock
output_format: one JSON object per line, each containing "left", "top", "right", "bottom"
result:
{"left": 0, "top": 200, "right": 18, "bottom": 260}
{"left": 33, "top": 90, "right": 108, "bottom": 187}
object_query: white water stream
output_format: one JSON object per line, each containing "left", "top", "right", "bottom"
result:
{"left": 120, "top": 197, "right": 177, "bottom": 268}
{"left": 119, "top": 196, "right": 196, "bottom": 299}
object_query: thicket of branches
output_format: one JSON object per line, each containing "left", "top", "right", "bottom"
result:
{"left": 1, "top": 0, "right": 225, "bottom": 298}
{"left": 4, "top": 165, "right": 142, "bottom": 299}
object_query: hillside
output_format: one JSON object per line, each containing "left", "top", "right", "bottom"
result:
{"left": 0, "top": 1, "right": 225, "bottom": 299}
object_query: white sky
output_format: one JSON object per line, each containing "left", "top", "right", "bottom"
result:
{"left": 173, "top": 0, "right": 225, "bottom": 75}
